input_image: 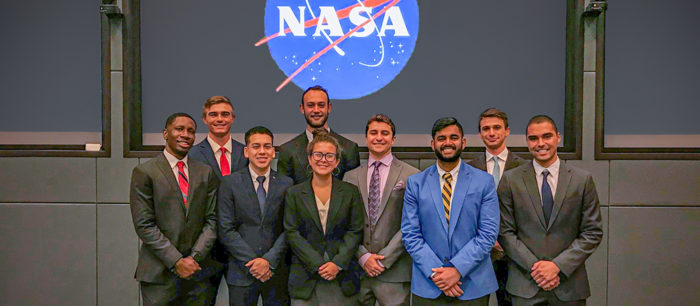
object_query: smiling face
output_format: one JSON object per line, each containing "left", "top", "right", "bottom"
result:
{"left": 308, "top": 141, "right": 339, "bottom": 177}
{"left": 244, "top": 133, "right": 275, "bottom": 174}
{"left": 203, "top": 103, "right": 234, "bottom": 138}
{"left": 479, "top": 116, "right": 510, "bottom": 154}
{"left": 300, "top": 89, "right": 331, "bottom": 129}
{"left": 163, "top": 116, "right": 196, "bottom": 159}
{"left": 366, "top": 121, "right": 395, "bottom": 159}
{"left": 431, "top": 124, "right": 466, "bottom": 163}
{"left": 526, "top": 121, "right": 561, "bottom": 167}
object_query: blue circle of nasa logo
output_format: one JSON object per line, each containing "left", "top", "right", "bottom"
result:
{"left": 258, "top": 0, "right": 419, "bottom": 100}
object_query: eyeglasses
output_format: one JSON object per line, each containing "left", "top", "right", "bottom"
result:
{"left": 310, "top": 151, "right": 338, "bottom": 162}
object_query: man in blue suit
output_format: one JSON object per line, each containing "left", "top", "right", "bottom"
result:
{"left": 402, "top": 117, "right": 500, "bottom": 305}
{"left": 217, "top": 126, "right": 293, "bottom": 305}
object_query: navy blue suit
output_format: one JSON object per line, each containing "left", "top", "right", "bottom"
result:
{"left": 217, "top": 168, "right": 293, "bottom": 305}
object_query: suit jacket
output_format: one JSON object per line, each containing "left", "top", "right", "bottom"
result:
{"left": 401, "top": 161, "right": 500, "bottom": 300}
{"left": 283, "top": 178, "right": 365, "bottom": 299}
{"left": 497, "top": 161, "right": 603, "bottom": 301}
{"left": 130, "top": 153, "right": 219, "bottom": 283}
{"left": 188, "top": 137, "right": 248, "bottom": 179}
{"left": 467, "top": 150, "right": 527, "bottom": 175}
{"left": 217, "top": 167, "right": 293, "bottom": 286}
{"left": 343, "top": 157, "right": 420, "bottom": 283}
{"left": 277, "top": 130, "right": 360, "bottom": 184}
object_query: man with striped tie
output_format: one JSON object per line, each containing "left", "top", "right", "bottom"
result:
{"left": 401, "top": 117, "right": 500, "bottom": 306}
{"left": 130, "top": 113, "right": 220, "bottom": 305}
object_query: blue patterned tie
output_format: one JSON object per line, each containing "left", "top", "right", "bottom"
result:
{"left": 368, "top": 161, "right": 382, "bottom": 225}
{"left": 541, "top": 170, "right": 554, "bottom": 225}
{"left": 491, "top": 156, "right": 501, "bottom": 186}
{"left": 256, "top": 176, "right": 266, "bottom": 214}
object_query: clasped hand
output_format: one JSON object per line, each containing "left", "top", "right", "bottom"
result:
{"left": 362, "top": 254, "right": 385, "bottom": 277}
{"left": 246, "top": 258, "right": 273, "bottom": 282}
{"left": 432, "top": 267, "right": 463, "bottom": 297}
{"left": 531, "top": 260, "right": 560, "bottom": 291}
{"left": 318, "top": 261, "right": 340, "bottom": 281}
{"left": 174, "top": 256, "right": 201, "bottom": 279}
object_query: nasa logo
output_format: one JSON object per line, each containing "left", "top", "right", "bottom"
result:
{"left": 257, "top": 0, "right": 419, "bottom": 100}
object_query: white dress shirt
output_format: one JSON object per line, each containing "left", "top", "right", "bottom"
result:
{"left": 163, "top": 149, "right": 188, "bottom": 182}
{"left": 485, "top": 148, "right": 509, "bottom": 180}
{"left": 249, "top": 165, "right": 271, "bottom": 193}
{"left": 533, "top": 157, "right": 561, "bottom": 205}
{"left": 207, "top": 135, "right": 232, "bottom": 171}
{"left": 315, "top": 195, "right": 330, "bottom": 234}
{"left": 436, "top": 159, "right": 462, "bottom": 208}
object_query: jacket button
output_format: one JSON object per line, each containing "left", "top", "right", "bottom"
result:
{"left": 444, "top": 257, "right": 449, "bottom": 263}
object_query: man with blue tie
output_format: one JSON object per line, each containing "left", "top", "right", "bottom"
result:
{"left": 188, "top": 95, "right": 248, "bottom": 303}
{"left": 402, "top": 117, "right": 500, "bottom": 305}
{"left": 217, "top": 126, "right": 293, "bottom": 305}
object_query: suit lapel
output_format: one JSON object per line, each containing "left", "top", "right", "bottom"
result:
{"left": 325, "top": 180, "right": 344, "bottom": 235}
{"left": 522, "top": 164, "right": 548, "bottom": 229}
{"left": 357, "top": 163, "right": 370, "bottom": 213}
{"left": 155, "top": 153, "right": 187, "bottom": 215}
{"left": 504, "top": 151, "right": 519, "bottom": 171}
{"left": 427, "top": 166, "right": 449, "bottom": 234}
{"left": 200, "top": 141, "right": 223, "bottom": 178}
{"left": 473, "top": 154, "right": 487, "bottom": 171}
{"left": 548, "top": 162, "right": 572, "bottom": 229}
{"left": 376, "top": 158, "right": 401, "bottom": 221}
{"left": 243, "top": 168, "right": 263, "bottom": 221}
{"left": 262, "top": 171, "right": 281, "bottom": 222}
{"left": 300, "top": 182, "right": 324, "bottom": 234}
{"left": 448, "top": 162, "right": 471, "bottom": 237}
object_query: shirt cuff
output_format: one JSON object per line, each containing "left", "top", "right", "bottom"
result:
{"left": 377, "top": 259, "right": 385, "bottom": 268}
{"left": 359, "top": 253, "right": 372, "bottom": 267}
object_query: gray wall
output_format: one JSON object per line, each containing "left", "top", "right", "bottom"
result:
{"left": 0, "top": 4, "right": 698, "bottom": 306}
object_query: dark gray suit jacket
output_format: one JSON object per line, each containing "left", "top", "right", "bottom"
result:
{"left": 497, "top": 161, "right": 603, "bottom": 301}
{"left": 277, "top": 130, "right": 360, "bottom": 184}
{"left": 188, "top": 137, "right": 247, "bottom": 179}
{"left": 217, "top": 167, "right": 293, "bottom": 286}
{"left": 467, "top": 150, "right": 527, "bottom": 176}
{"left": 343, "top": 157, "right": 419, "bottom": 282}
{"left": 130, "top": 153, "right": 219, "bottom": 283}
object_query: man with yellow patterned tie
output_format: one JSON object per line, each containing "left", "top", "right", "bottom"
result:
{"left": 401, "top": 117, "right": 500, "bottom": 305}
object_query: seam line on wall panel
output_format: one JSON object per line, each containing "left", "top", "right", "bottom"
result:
{"left": 607, "top": 205, "right": 700, "bottom": 208}
{"left": 95, "top": 157, "right": 99, "bottom": 306}
{"left": 0, "top": 202, "right": 103, "bottom": 205}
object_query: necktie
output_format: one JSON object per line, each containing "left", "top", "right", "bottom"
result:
{"left": 541, "top": 169, "right": 554, "bottom": 225}
{"left": 368, "top": 161, "right": 382, "bottom": 225}
{"left": 220, "top": 147, "right": 230, "bottom": 176}
{"left": 491, "top": 156, "right": 501, "bottom": 186}
{"left": 176, "top": 161, "right": 189, "bottom": 208}
{"left": 256, "top": 175, "right": 266, "bottom": 214}
{"left": 442, "top": 173, "right": 452, "bottom": 225}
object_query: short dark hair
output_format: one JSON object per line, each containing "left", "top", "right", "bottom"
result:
{"left": 301, "top": 85, "right": 330, "bottom": 105}
{"left": 244, "top": 126, "right": 274, "bottom": 145}
{"left": 431, "top": 117, "right": 463, "bottom": 138}
{"left": 478, "top": 108, "right": 509, "bottom": 130}
{"left": 306, "top": 129, "right": 342, "bottom": 159}
{"left": 526, "top": 115, "right": 559, "bottom": 134}
{"left": 202, "top": 95, "right": 234, "bottom": 118}
{"left": 165, "top": 112, "right": 196, "bottom": 129}
{"left": 365, "top": 113, "right": 396, "bottom": 136}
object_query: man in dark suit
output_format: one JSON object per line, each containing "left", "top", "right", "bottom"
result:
{"left": 467, "top": 108, "right": 526, "bottom": 306}
{"left": 344, "top": 114, "right": 419, "bottom": 305}
{"left": 188, "top": 95, "right": 248, "bottom": 302}
{"left": 130, "top": 113, "right": 219, "bottom": 305}
{"left": 402, "top": 117, "right": 500, "bottom": 305}
{"left": 498, "top": 115, "right": 602, "bottom": 305}
{"left": 217, "top": 126, "right": 293, "bottom": 305}
{"left": 277, "top": 85, "right": 360, "bottom": 184}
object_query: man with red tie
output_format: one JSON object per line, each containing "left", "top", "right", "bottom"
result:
{"left": 188, "top": 95, "right": 248, "bottom": 303}
{"left": 130, "top": 113, "right": 219, "bottom": 305}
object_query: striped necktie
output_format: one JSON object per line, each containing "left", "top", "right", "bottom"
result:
{"left": 442, "top": 173, "right": 452, "bottom": 225}
{"left": 176, "top": 161, "right": 189, "bottom": 208}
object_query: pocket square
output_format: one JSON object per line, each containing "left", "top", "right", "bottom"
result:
{"left": 392, "top": 181, "right": 406, "bottom": 191}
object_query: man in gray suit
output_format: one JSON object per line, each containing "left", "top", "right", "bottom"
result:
{"left": 130, "top": 113, "right": 219, "bottom": 305}
{"left": 468, "top": 108, "right": 526, "bottom": 306}
{"left": 498, "top": 115, "right": 602, "bottom": 305}
{"left": 344, "top": 114, "right": 420, "bottom": 305}
{"left": 218, "top": 126, "right": 293, "bottom": 305}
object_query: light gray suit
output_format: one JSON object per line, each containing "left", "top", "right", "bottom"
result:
{"left": 344, "top": 156, "right": 420, "bottom": 306}
{"left": 497, "top": 161, "right": 602, "bottom": 303}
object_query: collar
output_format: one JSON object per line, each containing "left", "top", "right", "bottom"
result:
{"left": 436, "top": 159, "right": 462, "bottom": 178}
{"left": 249, "top": 164, "right": 271, "bottom": 182}
{"left": 305, "top": 127, "right": 331, "bottom": 143}
{"left": 163, "top": 149, "right": 188, "bottom": 169}
{"left": 207, "top": 135, "right": 232, "bottom": 153}
{"left": 533, "top": 156, "right": 560, "bottom": 178}
{"left": 485, "top": 148, "right": 509, "bottom": 162}
{"left": 368, "top": 153, "right": 393, "bottom": 169}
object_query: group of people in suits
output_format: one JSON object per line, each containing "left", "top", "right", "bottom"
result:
{"left": 130, "top": 85, "right": 603, "bottom": 306}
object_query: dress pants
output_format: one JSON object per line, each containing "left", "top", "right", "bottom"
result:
{"left": 228, "top": 271, "right": 289, "bottom": 306}
{"left": 510, "top": 291, "right": 585, "bottom": 306}
{"left": 359, "top": 277, "right": 410, "bottom": 306}
{"left": 290, "top": 279, "right": 358, "bottom": 306}
{"left": 412, "top": 293, "right": 488, "bottom": 306}
{"left": 140, "top": 274, "right": 212, "bottom": 306}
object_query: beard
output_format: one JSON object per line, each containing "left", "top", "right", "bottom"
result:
{"left": 434, "top": 144, "right": 463, "bottom": 163}
{"left": 305, "top": 114, "right": 328, "bottom": 129}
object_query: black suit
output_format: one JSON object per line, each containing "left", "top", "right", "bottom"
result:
{"left": 283, "top": 178, "right": 364, "bottom": 301}
{"left": 277, "top": 131, "right": 360, "bottom": 184}
{"left": 468, "top": 150, "right": 527, "bottom": 306}
{"left": 217, "top": 167, "right": 293, "bottom": 305}
{"left": 188, "top": 137, "right": 248, "bottom": 303}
